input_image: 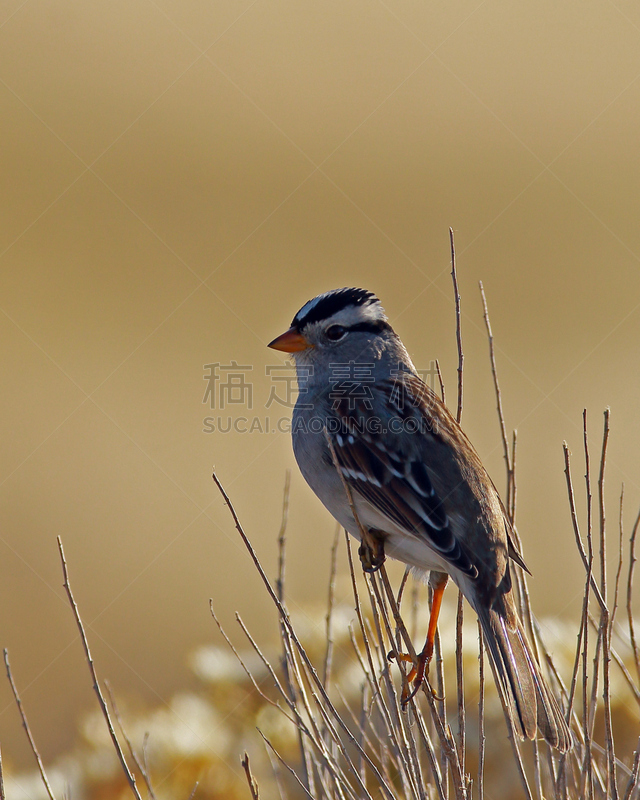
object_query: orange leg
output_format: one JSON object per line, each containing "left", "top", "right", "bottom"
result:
{"left": 400, "top": 572, "right": 449, "bottom": 706}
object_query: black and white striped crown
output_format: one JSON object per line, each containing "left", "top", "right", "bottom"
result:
{"left": 292, "top": 288, "right": 384, "bottom": 330}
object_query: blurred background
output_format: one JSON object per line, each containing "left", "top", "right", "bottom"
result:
{"left": 1, "top": 0, "right": 639, "bottom": 777}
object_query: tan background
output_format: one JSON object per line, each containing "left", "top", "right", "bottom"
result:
{"left": 1, "top": 0, "right": 639, "bottom": 768}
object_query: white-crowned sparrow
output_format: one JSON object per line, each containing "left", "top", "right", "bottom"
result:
{"left": 268, "top": 287, "right": 572, "bottom": 752}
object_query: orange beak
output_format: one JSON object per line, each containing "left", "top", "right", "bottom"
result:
{"left": 267, "top": 327, "right": 312, "bottom": 353}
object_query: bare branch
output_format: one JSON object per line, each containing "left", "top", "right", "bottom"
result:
{"left": 455, "top": 590, "right": 465, "bottom": 769}
{"left": 323, "top": 525, "right": 340, "bottom": 687}
{"left": 4, "top": 648, "right": 57, "bottom": 800}
{"left": 323, "top": 431, "right": 378, "bottom": 561}
{"left": 241, "top": 752, "right": 260, "bottom": 800}
{"left": 258, "top": 731, "right": 315, "bottom": 800}
{"left": 210, "top": 604, "right": 292, "bottom": 719}
{"left": 479, "top": 281, "right": 511, "bottom": 477}
{"left": 562, "top": 444, "right": 606, "bottom": 613}
{"left": 597, "top": 410, "right": 618, "bottom": 800}
{"left": 105, "top": 680, "right": 156, "bottom": 800}
{"left": 583, "top": 412, "right": 595, "bottom": 800}
{"left": 598, "top": 408, "right": 611, "bottom": 603}
{"left": 211, "top": 471, "right": 397, "bottom": 800}
{"left": 612, "top": 484, "right": 626, "bottom": 630}
{"left": 435, "top": 358, "right": 446, "bottom": 405}
{"left": 627, "top": 506, "right": 640, "bottom": 684}
{"left": 587, "top": 613, "right": 640, "bottom": 707}
{"left": 276, "top": 470, "right": 291, "bottom": 604}
{"left": 57, "top": 537, "right": 142, "bottom": 800}
{"left": 345, "top": 543, "right": 416, "bottom": 796}
{"left": 622, "top": 737, "right": 640, "bottom": 800}
{"left": 186, "top": 781, "right": 199, "bottom": 800}
{"left": 0, "top": 744, "right": 5, "bottom": 800}
{"left": 375, "top": 567, "right": 466, "bottom": 800}
{"left": 450, "top": 227, "right": 463, "bottom": 423}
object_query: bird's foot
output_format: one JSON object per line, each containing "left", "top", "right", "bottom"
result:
{"left": 388, "top": 647, "right": 440, "bottom": 707}
{"left": 358, "top": 534, "right": 385, "bottom": 573}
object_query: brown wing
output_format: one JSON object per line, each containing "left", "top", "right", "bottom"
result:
{"left": 329, "top": 377, "right": 478, "bottom": 578}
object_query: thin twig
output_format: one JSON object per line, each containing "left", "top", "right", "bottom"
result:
{"left": 508, "top": 731, "right": 534, "bottom": 800}
{"left": 211, "top": 471, "right": 396, "bottom": 800}
{"left": 323, "top": 525, "right": 340, "bottom": 688}
{"left": 323, "top": 431, "right": 378, "bottom": 559}
{"left": 455, "top": 590, "right": 465, "bottom": 770}
{"left": 397, "top": 566, "right": 411, "bottom": 610}
{"left": 263, "top": 741, "right": 288, "bottom": 800}
{"left": 561, "top": 442, "right": 590, "bottom": 739}
{"left": 366, "top": 577, "right": 426, "bottom": 799}
{"left": 609, "top": 645, "right": 640, "bottom": 707}
{"left": 512, "top": 569, "right": 543, "bottom": 800}
{"left": 368, "top": 574, "right": 426, "bottom": 797}
{"left": 597, "top": 410, "right": 618, "bottom": 800}
{"left": 210, "top": 605, "right": 300, "bottom": 728}
{"left": 241, "top": 752, "right": 260, "bottom": 800}
{"left": 57, "top": 537, "right": 142, "bottom": 800}
{"left": 583, "top": 411, "right": 595, "bottom": 800}
{"left": 142, "top": 734, "right": 151, "bottom": 792}
{"left": 564, "top": 482, "right": 592, "bottom": 746}
{"left": 185, "top": 782, "right": 199, "bottom": 800}
{"left": 627, "top": 506, "right": 640, "bottom": 684}
{"left": 477, "top": 289, "right": 538, "bottom": 797}
{"left": 612, "top": 484, "right": 626, "bottom": 630}
{"left": 273, "top": 472, "right": 313, "bottom": 790}
{"left": 431, "top": 596, "right": 447, "bottom": 790}
{"left": 450, "top": 227, "right": 463, "bottom": 423}
{"left": 435, "top": 359, "right": 446, "bottom": 405}
{"left": 587, "top": 613, "right": 640, "bottom": 705}
{"left": 4, "top": 648, "right": 57, "bottom": 800}
{"left": 325, "top": 422, "right": 448, "bottom": 796}
{"left": 377, "top": 567, "right": 466, "bottom": 800}
{"left": 598, "top": 409, "right": 610, "bottom": 604}
{"left": 0, "top": 745, "right": 4, "bottom": 800}
{"left": 105, "top": 680, "right": 156, "bottom": 800}
{"left": 276, "top": 470, "right": 291, "bottom": 604}
{"left": 320, "top": 437, "right": 412, "bottom": 794}
{"left": 622, "top": 737, "right": 640, "bottom": 800}
{"left": 510, "top": 430, "right": 518, "bottom": 523}
{"left": 258, "top": 731, "right": 315, "bottom": 800}
{"left": 346, "top": 544, "right": 414, "bottom": 794}
{"left": 562, "top": 444, "right": 606, "bottom": 613}
{"left": 479, "top": 281, "right": 511, "bottom": 478}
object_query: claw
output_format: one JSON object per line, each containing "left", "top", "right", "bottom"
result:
{"left": 402, "top": 677, "right": 422, "bottom": 706}
{"left": 358, "top": 534, "right": 385, "bottom": 573}
{"left": 400, "top": 648, "right": 431, "bottom": 707}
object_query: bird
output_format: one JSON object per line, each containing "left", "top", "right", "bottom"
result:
{"left": 268, "top": 286, "right": 572, "bottom": 752}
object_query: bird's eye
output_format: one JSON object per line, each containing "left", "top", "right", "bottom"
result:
{"left": 326, "top": 324, "right": 347, "bottom": 341}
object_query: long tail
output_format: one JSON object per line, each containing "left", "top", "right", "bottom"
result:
{"left": 477, "top": 605, "right": 573, "bottom": 752}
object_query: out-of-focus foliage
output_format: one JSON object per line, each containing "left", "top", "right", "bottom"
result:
{"left": 3, "top": 591, "right": 639, "bottom": 800}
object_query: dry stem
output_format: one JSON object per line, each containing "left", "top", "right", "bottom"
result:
{"left": 241, "top": 752, "right": 260, "bottom": 800}
{"left": 57, "top": 537, "right": 142, "bottom": 800}
{"left": 450, "top": 227, "right": 463, "bottom": 424}
{"left": 3, "top": 649, "right": 57, "bottom": 800}
{"left": 105, "top": 680, "right": 156, "bottom": 800}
